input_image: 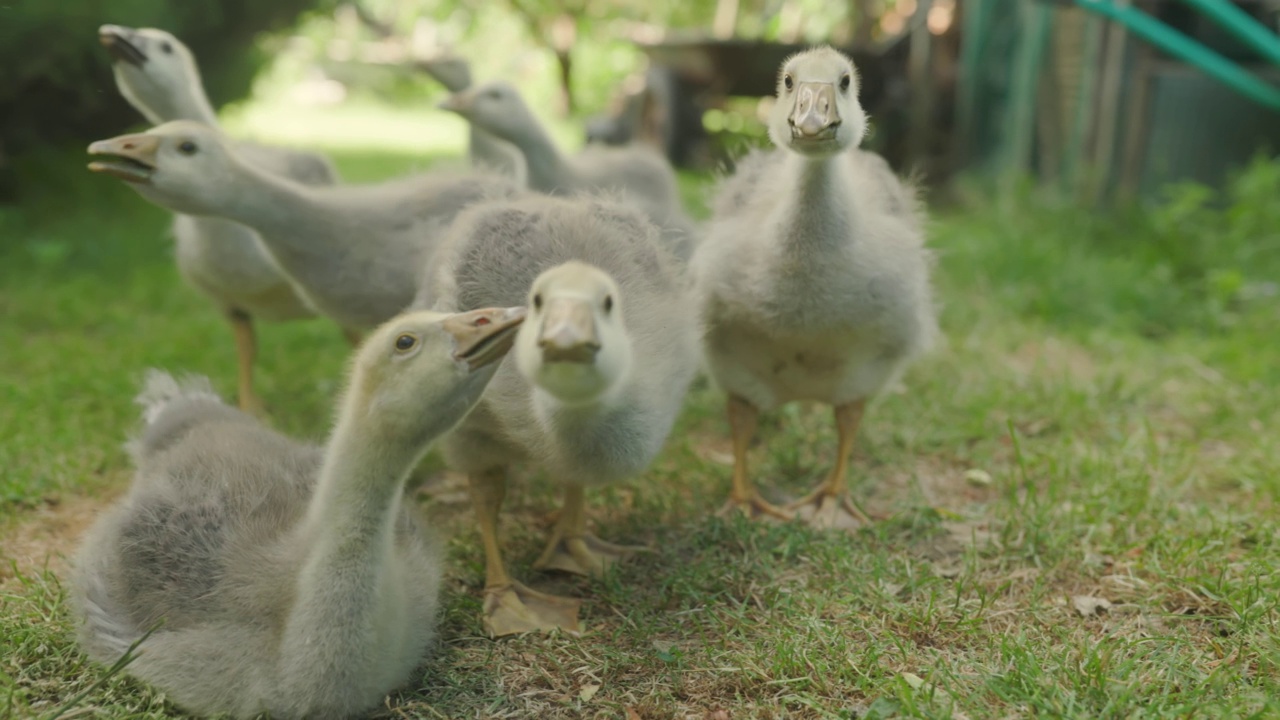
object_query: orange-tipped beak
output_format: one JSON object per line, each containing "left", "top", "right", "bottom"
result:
{"left": 445, "top": 306, "right": 527, "bottom": 370}
{"left": 87, "top": 133, "right": 160, "bottom": 183}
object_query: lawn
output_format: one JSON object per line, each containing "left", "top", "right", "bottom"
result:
{"left": 2, "top": 117, "right": 1279, "bottom": 719}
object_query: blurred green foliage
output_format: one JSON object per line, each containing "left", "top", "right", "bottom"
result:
{"left": 939, "top": 154, "right": 1280, "bottom": 348}
{"left": 0, "top": 0, "right": 327, "bottom": 158}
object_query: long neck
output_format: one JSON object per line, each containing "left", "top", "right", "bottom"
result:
{"left": 167, "top": 83, "right": 219, "bottom": 125}
{"left": 139, "top": 74, "right": 219, "bottom": 126}
{"left": 468, "top": 129, "right": 525, "bottom": 184}
{"left": 278, "top": 410, "right": 422, "bottom": 683}
{"left": 211, "top": 159, "right": 398, "bottom": 325}
{"left": 220, "top": 158, "right": 338, "bottom": 240}
{"left": 303, "top": 418, "right": 414, "bottom": 547}
{"left": 503, "top": 115, "right": 574, "bottom": 193}
{"left": 775, "top": 152, "right": 857, "bottom": 253}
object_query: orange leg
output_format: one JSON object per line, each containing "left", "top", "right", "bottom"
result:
{"left": 468, "top": 467, "right": 581, "bottom": 637}
{"left": 787, "top": 400, "right": 872, "bottom": 529}
{"left": 228, "top": 310, "right": 264, "bottom": 414}
{"left": 718, "top": 395, "right": 793, "bottom": 521}
{"left": 534, "top": 484, "right": 648, "bottom": 577}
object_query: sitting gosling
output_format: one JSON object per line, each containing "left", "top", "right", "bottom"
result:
{"left": 691, "top": 47, "right": 938, "bottom": 529}
{"left": 418, "top": 195, "right": 699, "bottom": 637}
{"left": 71, "top": 306, "right": 526, "bottom": 719}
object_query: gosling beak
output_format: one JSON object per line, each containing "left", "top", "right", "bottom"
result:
{"left": 437, "top": 88, "right": 475, "bottom": 115}
{"left": 87, "top": 133, "right": 160, "bottom": 184}
{"left": 99, "top": 25, "right": 147, "bottom": 67}
{"left": 538, "top": 299, "right": 600, "bottom": 365}
{"left": 446, "top": 306, "right": 527, "bottom": 371}
{"left": 789, "top": 81, "right": 841, "bottom": 140}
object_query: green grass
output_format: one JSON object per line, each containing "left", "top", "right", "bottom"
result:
{"left": 2, "top": 133, "right": 1279, "bottom": 719}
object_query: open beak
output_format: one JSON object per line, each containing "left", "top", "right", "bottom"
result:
{"left": 789, "top": 82, "right": 841, "bottom": 141}
{"left": 99, "top": 25, "right": 147, "bottom": 67}
{"left": 445, "top": 306, "right": 527, "bottom": 371}
{"left": 537, "top": 298, "right": 600, "bottom": 365}
{"left": 437, "top": 88, "right": 476, "bottom": 115}
{"left": 87, "top": 133, "right": 160, "bottom": 184}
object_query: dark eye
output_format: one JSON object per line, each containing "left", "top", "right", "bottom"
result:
{"left": 533, "top": 293, "right": 543, "bottom": 310}
{"left": 840, "top": 74, "right": 852, "bottom": 92}
{"left": 783, "top": 74, "right": 794, "bottom": 91}
{"left": 178, "top": 141, "right": 198, "bottom": 155}
{"left": 160, "top": 42, "right": 173, "bottom": 54}
{"left": 395, "top": 334, "right": 417, "bottom": 351}
{"left": 603, "top": 295, "right": 613, "bottom": 313}
{"left": 485, "top": 89, "right": 501, "bottom": 100}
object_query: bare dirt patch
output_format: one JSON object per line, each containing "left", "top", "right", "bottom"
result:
{"left": 0, "top": 490, "right": 121, "bottom": 590}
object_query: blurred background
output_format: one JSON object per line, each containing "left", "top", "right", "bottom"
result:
{"left": 2, "top": 0, "right": 1279, "bottom": 202}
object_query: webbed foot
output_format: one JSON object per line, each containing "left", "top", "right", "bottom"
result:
{"left": 482, "top": 581, "right": 582, "bottom": 637}
{"left": 534, "top": 532, "right": 648, "bottom": 578}
{"left": 786, "top": 487, "right": 870, "bottom": 530}
{"left": 717, "top": 493, "right": 795, "bottom": 522}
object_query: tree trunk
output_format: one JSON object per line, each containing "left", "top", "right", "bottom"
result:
{"left": 555, "top": 49, "right": 575, "bottom": 115}
{"left": 851, "top": 0, "right": 875, "bottom": 45}
{"left": 550, "top": 14, "right": 577, "bottom": 115}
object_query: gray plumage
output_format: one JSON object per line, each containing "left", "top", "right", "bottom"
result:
{"left": 72, "top": 375, "right": 437, "bottom": 719}
{"left": 94, "top": 121, "right": 520, "bottom": 332}
{"left": 440, "top": 82, "right": 698, "bottom": 261}
{"left": 691, "top": 47, "right": 938, "bottom": 526}
{"left": 693, "top": 51, "right": 937, "bottom": 413}
{"left": 102, "top": 24, "right": 338, "bottom": 325}
{"left": 418, "top": 195, "right": 698, "bottom": 484}
{"left": 71, "top": 307, "right": 519, "bottom": 719}
{"left": 417, "top": 55, "right": 527, "bottom": 182}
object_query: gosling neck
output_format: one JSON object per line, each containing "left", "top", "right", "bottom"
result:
{"left": 166, "top": 84, "right": 219, "bottom": 126}
{"left": 777, "top": 151, "right": 857, "bottom": 250}
{"left": 217, "top": 157, "right": 349, "bottom": 254}
{"left": 131, "top": 74, "right": 220, "bottom": 127}
{"left": 303, "top": 410, "right": 424, "bottom": 547}
{"left": 500, "top": 117, "right": 574, "bottom": 194}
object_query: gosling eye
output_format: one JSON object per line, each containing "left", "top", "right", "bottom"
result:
{"left": 160, "top": 41, "right": 173, "bottom": 54}
{"left": 783, "top": 74, "right": 794, "bottom": 91}
{"left": 840, "top": 74, "right": 852, "bottom": 92}
{"left": 603, "top": 295, "right": 613, "bottom": 313}
{"left": 533, "top": 293, "right": 543, "bottom": 311}
{"left": 485, "top": 89, "right": 501, "bottom": 101}
{"left": 178, "top": 140, "right": 198, "bottom": 156}
{"left": 394, "top": 334, "right": 417, "bottom": 352}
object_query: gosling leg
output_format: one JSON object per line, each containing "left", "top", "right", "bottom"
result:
{"left": 534, "top": 484, "right": 648, "bottom": 578}
{"left": 468, "top": 467, "right": 581, "bottom": 637}
{"left": 718, "top": 394, "right": 793, "bottom": 520}
{"left": 787, "top": 399, "right": 872, "bottom": 529}
{"left": 228, "top": 309, "right": 264, "bottom": 415}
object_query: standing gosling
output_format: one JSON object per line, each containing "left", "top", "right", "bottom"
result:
{"left": 416, "top": 54, "right": 527, "bottom": 182}
{"left": 419, "top": 195, "right": 699, "bottom": 637}
{"left": 100, "top": 25, "right": 342, "bottom": 412}
{"left": 691, "top": 47, "right": 938, "bottom": 529}
{"left": 71, "top": 306, "right": 525, "bottom": 719}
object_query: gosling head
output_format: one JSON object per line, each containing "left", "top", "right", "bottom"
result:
{"left": 87, "top": 121, "right": 242, "bottom": 217}
{"left": 347, "top": 307, "right": 526, "bottom": 445}
{"left": 99, "top": 25, "right": 204, "bottom": 125}
{"left": 767, "top": 46, "right": 867, "bottom": 158}
{"left": 420, "top": 55, "right": 473, "bottom": 93}
{"left": 437, "top": 81, "right": 534, "bottom": 145}
{"left": 515, "top": 261, "right": 632, "bottom": 406}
